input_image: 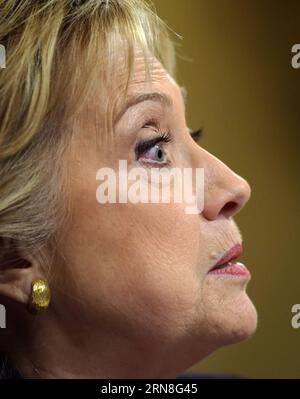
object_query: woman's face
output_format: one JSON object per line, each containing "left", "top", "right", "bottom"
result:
{"left": 49, "top": 53, "right": 257, "bottom": 377}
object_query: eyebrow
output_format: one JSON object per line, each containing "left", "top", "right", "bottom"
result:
{"left": 115, "top": 85, "right": 187, "bottom": 123}
{"left": 115, "top": 91, "right": 173, "bottom": 123}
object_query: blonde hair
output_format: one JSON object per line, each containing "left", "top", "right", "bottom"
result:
{"left": 0, "top": 0, "right": 176, "bottom": 263}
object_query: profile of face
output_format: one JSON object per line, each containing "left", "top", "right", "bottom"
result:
{"left": 6, "top": 52, "right": 257, "bottom": 379}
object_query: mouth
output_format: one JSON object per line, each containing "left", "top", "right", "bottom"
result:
{"left": 208, "top": 243, "right": 250, "bottom": 277}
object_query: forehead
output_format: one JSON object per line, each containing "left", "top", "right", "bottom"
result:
{"left": 110, "top": 54, "right": 185, "bottom": 115}
{"left": 77, "top": 53, "right": 185, "bottom": 137}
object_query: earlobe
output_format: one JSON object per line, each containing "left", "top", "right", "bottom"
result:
{"left": 0, "top": 243, "right": 47, "bottom": 307}
{"left": 0, "top": 267, "right": 35, "bottom": 305}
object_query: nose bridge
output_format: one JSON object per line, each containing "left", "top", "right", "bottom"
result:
{"left": 191, "top": 143, "right": 251, "bottom": 220}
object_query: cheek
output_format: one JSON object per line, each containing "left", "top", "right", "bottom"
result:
{"left": 59, "top": 151, "right": 214, "bottom": 340}
{"left": 62, "top": 183, "right": 206, "bottom": 336}
{"left": 111, "top": 203, "right": 205, "bottom": 339}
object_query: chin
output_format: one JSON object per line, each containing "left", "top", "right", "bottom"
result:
{"left": 199, "top": 285, "right": 258, "bottom": 349}
{"left": 216, "top": 294, "right": 257, "bottom": 346}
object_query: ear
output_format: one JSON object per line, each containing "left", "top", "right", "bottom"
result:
{"left": 0, "top": 241, "right": 43, "bottom": 306}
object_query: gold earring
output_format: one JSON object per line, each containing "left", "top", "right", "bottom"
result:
{"left": 27, "top": 278, "right": 51, "bottom": 314}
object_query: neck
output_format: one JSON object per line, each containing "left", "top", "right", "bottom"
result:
{"left": 10, "top": 305, "right": 214, "bottom": 378}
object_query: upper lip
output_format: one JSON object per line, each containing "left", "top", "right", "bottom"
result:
{"left": 210, "top": 243, "right": 243, "bottom": 271}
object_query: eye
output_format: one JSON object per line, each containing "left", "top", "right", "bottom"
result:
{"left": 135, "top": 131, "right": 172, "bottom": 165}
{"left": 143, "top": 142, "right": 166, "bottom": 163}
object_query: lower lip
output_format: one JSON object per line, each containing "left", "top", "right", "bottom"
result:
{"left": 208, "top": 262, "right": 250, "bottom": 277}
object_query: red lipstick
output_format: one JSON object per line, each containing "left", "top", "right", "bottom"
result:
{"left": 208, "top": 243, "right": 250, "bottom": 277}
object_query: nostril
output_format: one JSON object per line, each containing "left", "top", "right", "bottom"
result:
{"left": 220, "top": 201, "right": 239, "bottom": 217}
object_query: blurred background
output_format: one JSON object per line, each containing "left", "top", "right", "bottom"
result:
{"left": 153, "top": 0, "right": 300, "bottom": 378}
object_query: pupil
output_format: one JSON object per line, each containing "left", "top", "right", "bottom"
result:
{"left": 157, "top": 148, "right": 163, "bottom": 161}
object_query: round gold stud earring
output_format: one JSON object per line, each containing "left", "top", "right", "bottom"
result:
{"left": 27, "top": 278, "right": 51, "bottom": 314}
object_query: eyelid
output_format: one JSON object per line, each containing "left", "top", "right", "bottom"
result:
{"left": 142, "top": 117, "right": 161, "bottom": 131}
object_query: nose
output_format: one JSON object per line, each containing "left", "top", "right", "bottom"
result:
{"left": 193, "top": 147, "right": 251, "bottom": 221}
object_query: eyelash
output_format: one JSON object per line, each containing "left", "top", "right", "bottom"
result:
{"left": 135, "top": 121, "right": 203, "bottom": 164}
{"left": 189, "top": 128, "right": 203, "bottom": 143}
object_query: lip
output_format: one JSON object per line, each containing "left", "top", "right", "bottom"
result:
{"left": 207, "top": 243, "right": 250, "bottom": 277}
{"left": 214, "top": 243, "right": 243, "bottom": 268}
